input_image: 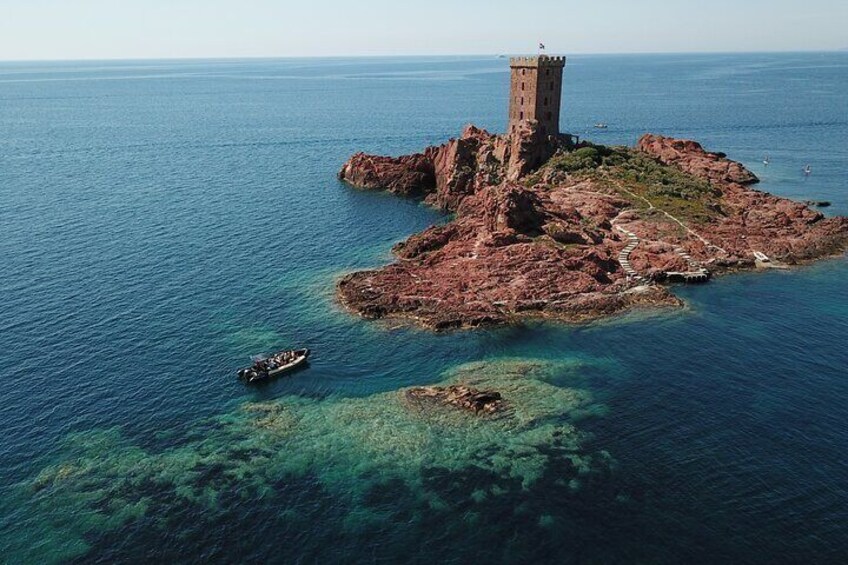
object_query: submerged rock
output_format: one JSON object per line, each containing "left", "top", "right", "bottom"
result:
{"left": 8, "top": 358, "right": 609, "bottom": 563}
{"left": 405, "top": 385, "right": 505, "bottom": 414}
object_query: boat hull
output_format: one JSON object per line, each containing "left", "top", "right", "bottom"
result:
{"left": 238, "top": 348, "right": 310, "bottom": 383}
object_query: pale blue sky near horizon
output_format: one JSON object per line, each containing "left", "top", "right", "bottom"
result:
{"left": 0, "top": 0, "right": 845, "bottom": 61}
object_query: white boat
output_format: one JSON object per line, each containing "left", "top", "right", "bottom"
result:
{"left": 238, "top": 348, "right": 310, "bottom": 383}
{"left": 594, "top": 123, "right": 608, "bottom": 129}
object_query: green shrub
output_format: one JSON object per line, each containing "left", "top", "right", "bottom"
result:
{"left": 548, "top": 147, "right": 602, "bottom": 173}
{"left": 539, "top": 144, "right": 724, "bottom": 224}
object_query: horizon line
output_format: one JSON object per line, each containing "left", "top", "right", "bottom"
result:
{"left": 0, "top": 48, "right": 845, "bottom": 64}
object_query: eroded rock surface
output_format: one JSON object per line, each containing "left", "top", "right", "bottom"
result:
{"left": 637, "top": 134, "right": 759, "bottom": 186}
{"left": 405, "top": 385, "right": 505, "bottom": 415}
{"left": 337, "top": 126, "right": 848, "bottom": 330}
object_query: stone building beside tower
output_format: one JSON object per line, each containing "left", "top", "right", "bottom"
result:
{"left": 508, "top": 55, "right": 566, "bottom": 136}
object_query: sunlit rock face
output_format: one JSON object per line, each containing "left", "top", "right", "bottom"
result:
{"left": 338, "top": 129, "right": 848, "bottom": 330}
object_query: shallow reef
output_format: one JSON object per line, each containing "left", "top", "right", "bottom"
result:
{"left": 3, "top": 358, "right": 610, "bottom": 563}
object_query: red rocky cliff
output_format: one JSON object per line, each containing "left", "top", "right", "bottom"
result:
{"left": 335, "top": 127, "right": 848, "bottom": 330}
{"left": 339, "top": 123, "right": 563, "bottom": 211}
{"left": 637, "top": 134, "right": 759, "bottom": 186}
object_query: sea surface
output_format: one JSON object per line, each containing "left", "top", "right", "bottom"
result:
{"left": 1, "top": 53, "right": 847, "bottom": 563}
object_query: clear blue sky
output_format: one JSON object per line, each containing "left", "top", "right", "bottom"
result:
{"left": 0, "top": 0, "right": 845, "bottom": 61}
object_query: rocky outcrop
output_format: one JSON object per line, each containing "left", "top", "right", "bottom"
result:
{"left": 637, "top": 134, "right": 759, "bottom": 186}
{"left": 405, "top": 385, "right": 504, "bottom": 415}
{"left": 336, "top": 127, "right": 848, "bottom": 331}
{"left": 636, "top": 133, "right": 848, "bottom": 265}
{"left": 337, "top": 152, "right": 435, "bottom": 197}
{"left": 485, "top": 184, "right": 547, "bottom": 235}
{"left": 804, "top": 200, "right": 831, "bottom": 208}
{"left": 339, "top": 123, "right": 565, "bottom": 211}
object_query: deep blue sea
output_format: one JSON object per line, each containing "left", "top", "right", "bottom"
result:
{"left": 1, "top": 53, "right": 847, "bottom": 563}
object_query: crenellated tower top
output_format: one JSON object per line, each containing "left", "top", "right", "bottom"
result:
{"left": 508, "top": 55, "right": 567, "bottom": 67}
{"left": 508, "top": 55, "right": 566, "bottom": 135}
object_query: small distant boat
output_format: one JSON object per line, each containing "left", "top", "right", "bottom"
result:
{"left": 803, "top": 164, "right": 812, "bottom": 176}
{"left": 763, "top": 154, "right": 770, "bottom": 166}
{"left": 238, "top": 348, "right": 310, "bottom": 383}
{"left": 594, "top": 123, "right": 608, "bottom": 129}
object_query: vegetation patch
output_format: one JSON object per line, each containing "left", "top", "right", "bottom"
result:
{"left": 537, "top": 143, "right": 723, "bottom": 224}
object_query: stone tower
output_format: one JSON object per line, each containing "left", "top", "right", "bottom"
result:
{"left": 508, "top": 55, "right": 566, "bottom": 136}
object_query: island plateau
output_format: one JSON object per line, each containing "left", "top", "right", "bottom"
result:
{"left": 336, "top": 56, "right": 848, "bottom": 330}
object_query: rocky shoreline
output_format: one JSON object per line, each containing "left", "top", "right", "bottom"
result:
{"left": 337, "top": 124, "right": 848, "bottom": 330}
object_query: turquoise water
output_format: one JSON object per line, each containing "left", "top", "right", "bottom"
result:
{"left": 1, "top": 54, "right": 847, "bottom": 562}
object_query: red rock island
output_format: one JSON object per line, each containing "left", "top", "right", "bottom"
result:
{"left": 336, "top": 56, "right": 848, "bottom": 330}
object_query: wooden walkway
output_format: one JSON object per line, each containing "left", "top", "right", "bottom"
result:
{"left": 668, "top": 247, "right": 710, "bottom": 283}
